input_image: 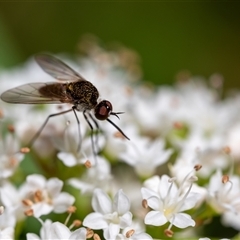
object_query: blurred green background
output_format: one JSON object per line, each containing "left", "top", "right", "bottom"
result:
{"left": 0, "top": 2, "right": 240, "bottom": 88}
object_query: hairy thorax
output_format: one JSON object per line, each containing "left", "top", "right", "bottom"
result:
{"left": 66, "top": 81, "right": 99, "bottom": 111}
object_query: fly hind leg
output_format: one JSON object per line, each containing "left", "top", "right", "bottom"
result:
{"left": 28, "top": 108, "right": 74, "bottom": 148}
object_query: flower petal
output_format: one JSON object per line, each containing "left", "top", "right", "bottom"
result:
{"left": 141, "top": 187, "right": 159, "bottom": 200}
{"left": 119, "top": 212, "right": 132, "bottom": 228}
{"left": 58, "top": 152, "right": 77, "bottom": 167}
{"left": 68, "top": 178, "right": 94, "bottom": 194}
{"left": 144, "top": 211, "right": 167, "bottom": 226}
{"left": 48, "top": 222, "right": 70, "bottom": 239}
{"left": 47, "top": 178, "right": 63, "bottom": 197}
{"left": 40, "top": 219, "right": 52, "bottom": 239}
{"left": 170, "top": 213, "right": 195, "bottom": 228}
{"left": 143, "top": 175, "right": 160, "bottom": 192}
{"left": 53, "top": 192, "right": 75, "bottom": 213}
{"left": 179, "top": 193, "right": 198, "bottom": 211}
{"left": 148, "top": 196, "right": 161, "bottom": 210}
{"left": 0, "top": 227, "right": 15, "bottom": 239}
{"left": 159, "top": 175, "right": 178, "bottom": 199}
{"left": 83, "top": 212, "right": 108, "bottom": 229}
{"left": 92, "top": 189, "right": 112, "bottom": 214}
{"left": 32, "top": 203, "right": 53, "bottom": 217}
{"left": 26, "top": 233, "right": 40, "bottom": 240}
{"left": 26, "top": 174, "right": 46, "bottom": 190}
{"left": 132, "top": 232, "right": 153, "bottom": 240}
{"left": 69, "top": 227, "right": 87, "bottom": 240}
{"left": 113, "top": 189, "right": 130, "bottom": 215}
{"left": 103, "top": 223, "right": 120, "bottom": 240}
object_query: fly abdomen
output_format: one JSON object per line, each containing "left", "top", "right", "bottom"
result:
{"left": 38, "top": 83, "right": 70, "bottom": 103}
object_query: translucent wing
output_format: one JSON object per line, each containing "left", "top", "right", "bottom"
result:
{"left": 1, "top": 82, "right": 72, "bottom": 104}
{"left": 35, "top": 54, "right": 87, "bottom": 82}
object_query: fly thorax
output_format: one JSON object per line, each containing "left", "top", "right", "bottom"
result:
{"left": 66, "top": 81, "right": 99, "bottom": 110}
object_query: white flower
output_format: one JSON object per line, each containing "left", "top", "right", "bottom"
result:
{"left": 26, "top": 220, "right": 87, "bottom": 240}
{"left": 199, "top": 238, "right": 230, "bottom": 240}
{"left": 103, "top": 130, "right": 128, "bottom": 160}
{"left": 116, "top": 227, "right": 153, "bottom": 240}
{"left": 0, "top": 181, "right": 23, "bottom": 221}
{"left": 56, "top": 121, "right": 105, "bottom": 166}
{"left": 120, "top": 136, "right": 173, "bottom": 178}
{"left": 0, "top": 133, "right": 24, "bottom": 180}
{"left": 68, "top": 156, "right": 112, "bottom": 194}
{"left": 102, "top": 124, "right": 138, "bottom": 161}
{"left": 175, "top": 129, "right": 228, "bottom": 178}
{"left": 20, "top": 174, "right": 75, "bottom": 217}
{"left": 169, "top": 162, "right": 207, "bottom": 207}
{"left": 83, "top": 188, "right": 132, "bottom": 240}
{"left": 0, "top": 200, "right": 16, "bottom": 240}
{"left": 141, "top": 175, "right": 198, "bottom": 230}
{"left": 116, "top": 220, "right": 153, "bottom": 240}
{"left": 207, "top": 169, "right": 240, "bottom": 230}
{"left": 0, "top": 207, "right": 16, "bottom": 238}
{"left": 226, "top": 122, "right": 240, "bottom": 159}
{"left": 0, "top": 227, "right": 14, "bottom": 240}
{"left": 0, "top": 182, "right": 18, "bottom": 209}
{"left": 129, "top": 89, "right": 164, "bottom": 135}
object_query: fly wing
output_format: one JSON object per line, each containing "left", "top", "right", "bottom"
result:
{"left": 35, "top": 54, "right": 87, "bottom": 82}
{"left": 1, "top": 82, "right": 71, "bottom": 104}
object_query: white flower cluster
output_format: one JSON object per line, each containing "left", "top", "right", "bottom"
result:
{"left": 0, "top": 41, "right": 239, "bottom": 239}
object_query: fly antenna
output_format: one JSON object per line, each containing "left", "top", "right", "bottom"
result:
{"left": 110, "top": 111, "right": 125, "bottom": 120}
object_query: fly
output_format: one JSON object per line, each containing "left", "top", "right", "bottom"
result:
{"left": 0, "top": 54, "right": 129, "bottom": 156}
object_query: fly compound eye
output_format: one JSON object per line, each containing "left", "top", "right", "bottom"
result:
{"left": 95, "top": 100, "right": 112, "bottom": 120}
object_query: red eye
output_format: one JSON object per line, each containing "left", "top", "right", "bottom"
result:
{"left": 94, "top": 100, "right": 112, "bottom": 120}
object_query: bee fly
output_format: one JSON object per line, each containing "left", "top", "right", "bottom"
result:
{"left": 0, "top": 54, "right": 129, "bottom": 155}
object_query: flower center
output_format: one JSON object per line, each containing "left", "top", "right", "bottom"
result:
{"left": 104, "top": 212, "right": 120, "bottom": 224}
{"left": 163, "top": 206, "right": 174, "bottom": 219}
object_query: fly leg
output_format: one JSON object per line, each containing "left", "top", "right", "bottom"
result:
{"left": 88, "top": 112, "right": 101, "bottom": 154}
{"left": 28, "top": 108, "right": 73, "bottom": 148}
{"left": 72, "top": 106, "right": 82, "bottom": 152}
{"left": 83, "top": 110, "right": 98, "bottom": 161}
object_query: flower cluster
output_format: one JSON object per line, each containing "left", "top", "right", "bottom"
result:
{"left": 0, "top": 38, "right": 240, "bottom": 239}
